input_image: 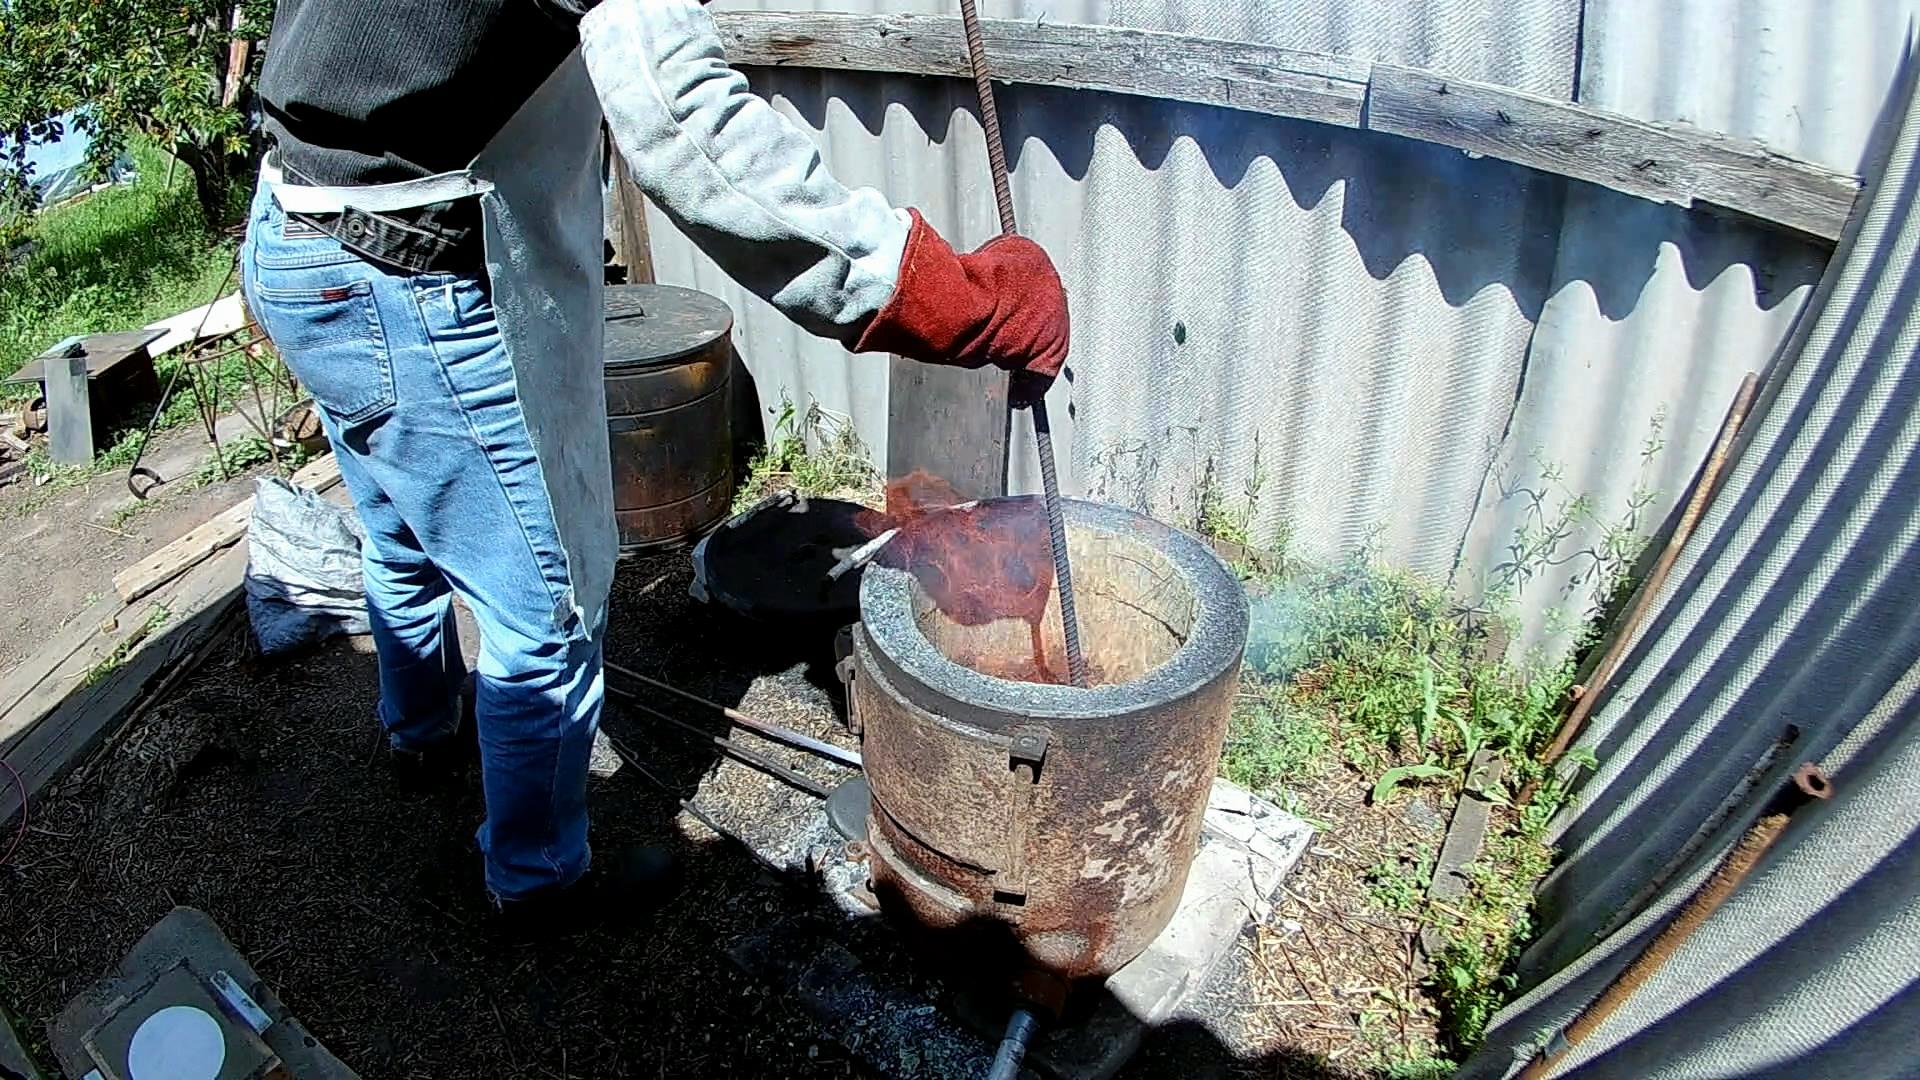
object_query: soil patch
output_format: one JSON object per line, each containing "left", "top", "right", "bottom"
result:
{"left": 0, "top": 417, "right": 268, "bottom": 680}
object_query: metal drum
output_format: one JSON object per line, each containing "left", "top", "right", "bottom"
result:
{"left": 603, "top": 284, "right": 735, "bottom": 552}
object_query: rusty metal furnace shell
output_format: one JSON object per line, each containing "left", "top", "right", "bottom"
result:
{"left": 850, "top": 498, "right": 1248, "bottom": 986}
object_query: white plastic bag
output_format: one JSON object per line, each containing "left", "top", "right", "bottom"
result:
{"left": 244, "top": 475, "right": 369, "bottom": 656}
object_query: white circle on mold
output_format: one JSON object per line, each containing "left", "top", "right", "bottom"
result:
{"left": 126, "top": 1004, "right": 226, "bottom": 1079}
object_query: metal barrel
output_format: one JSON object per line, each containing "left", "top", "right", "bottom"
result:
{"left": 603, "top": 284, "right": 735, "bottom": 553}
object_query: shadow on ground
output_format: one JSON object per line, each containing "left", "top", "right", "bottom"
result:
{"left": 0, "top": 551, "right": 1359, "bottom": 1079}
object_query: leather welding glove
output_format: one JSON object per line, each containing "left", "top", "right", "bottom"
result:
{"left": 854, "top": 211, "right": 1069, "bottom": 381}
{"left": 580, "top": 0, "right": 1068, "bottom": 384}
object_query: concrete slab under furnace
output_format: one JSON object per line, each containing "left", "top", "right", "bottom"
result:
{"left": 730, "top": 778, "right": 1312, "bottom": 1080}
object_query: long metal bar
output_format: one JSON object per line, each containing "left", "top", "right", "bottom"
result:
{"left": 1514, "top": 764, "right": 1832, "bottom": 1080}
{"left": 1530, "top": 371, "right": 1761, "bottom": 785}
{"left": 603, "top": 659, "right": 864, "bottom": 768}
{"left": 956, "top": 0, "right": 1088, "bottom": 688}
{"left": 606, "top": 683, "right": 834, "bottom": 798}
{"left": 125, "top": 256, "right": 243, "bottom": 498}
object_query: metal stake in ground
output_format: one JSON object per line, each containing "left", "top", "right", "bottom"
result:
{"left": 957, "top": 0, "right": 1088, "bottom": 688}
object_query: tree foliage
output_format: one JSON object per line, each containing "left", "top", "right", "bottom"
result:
{"left": 0, "top": 0, "right": 273, "bottom": 236}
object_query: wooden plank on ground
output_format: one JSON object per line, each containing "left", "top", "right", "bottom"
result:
{"left": 0, "top": 1001, "right": 45, "bottom": 1080}
{"left": 0, "top": 543, "right": 248, "bottom": 825}
{"left": 1365, "top": 64, "right": 1859, "bottom": 241}
{"left": 0, "top": 567, "right": 197, "bottom": 754}
{"left": 715, "top": 11, "right": 1861, "bottom": 241}
{"left": 715, "top": 11, "right": 1371, "bottom": 130}
{"left": 0, "top": 592, "right": 126, "bottom": 723}
{"left": 607, "top": 129, "right": 657, "bottom": 285}
{"left": 887, "top": 357, "right": 1009, "bottom": 501}
{"left": 113, "top": 453, "right": 341, "bottom": 603}
{"left": 1418, "top": 751, "right": 1506, "bottom": 964}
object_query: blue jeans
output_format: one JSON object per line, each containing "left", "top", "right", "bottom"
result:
{"left": 240, "top": 184, "right": 600, "bottom": 900}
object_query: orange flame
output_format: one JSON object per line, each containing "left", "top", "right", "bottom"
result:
{"left": 867, "top": 470, "right": 1063, "bottom": 684}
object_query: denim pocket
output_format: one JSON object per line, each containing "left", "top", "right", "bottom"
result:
{"left": 414, "top": 275, "right": 499, "bottom": 343}
{"left": 251, "top": 279, "right": 397, "bottom": 425}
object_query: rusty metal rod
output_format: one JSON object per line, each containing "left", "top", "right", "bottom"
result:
{"left": 606, "top": 684, "right": 833, "bottom": 798}
{"left": 1599, "top": 724, "right": 1800, "bottom": 941}
{"left": 603, "top": 659, "right": 863, "bottom": 768}
{"left": 957, "top": 0, "right": 1088, "bottom": 688}
{"left": 1530, "top": 372, "right": 1761, "bottom": 788}
{"left": 1515, "top": 763, "right": 1832, "bottom": 1080}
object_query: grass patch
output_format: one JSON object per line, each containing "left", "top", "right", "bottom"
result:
{"left": 188, "top": 433, "right": 294, "bottom": 488}
{"left": 1226, "top": 550, "right": 1585, "bottom": 1071}
{"left": 2, "top": 139, "right": 289, "bottom": 494}
{"left": 1, "top": 141, "right": 238, "bottom": 386}
{"left": 1194, "top": 438, "right": 1266, "bottom": 546}
{"left": 731, "top": 396, "right": 878, "bottom": 513}
{"left": 1222, "top": 680, "right": 1333, "bottom": 789}
{"left": 1424, "top": 830, "right": 1554, "bottom": 1049}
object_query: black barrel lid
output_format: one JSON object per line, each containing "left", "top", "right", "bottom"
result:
{"left": 604, "top": 284, "right": 734, "bottom": 370}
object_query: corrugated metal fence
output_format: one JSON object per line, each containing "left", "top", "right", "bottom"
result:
{"left": 1462, "top": 53, "right": 1920, "bottom": 1078}
{"left": 648, "top": 0, "right": 1918, "bottom": 651}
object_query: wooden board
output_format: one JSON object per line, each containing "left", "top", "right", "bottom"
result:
{"left": 0, "top": 544, "right": 248, "bottom": 824}
{"left": 113, "top": 453, "right": 342, "bottom": 603}
{"left": 717, "top": 11, "right": 1370, "bottom": 130}
{"left": 0, "top": 570, "right": 200, "bottom": 754}
{"left": 887, "top": 357, "right": 1009, "bottom": 501}
{"left": 715, "top": 11, "right": 1861, "bottom": 241}
{"left": 607, "top": 132, "right": 657, "bottom": 285}
{"left": 1366, "top": 65, "right": 1859, "bottom": 241}
{"left": 1419, "top": 750, "right": 1505, "bottom": 963}
{"left": 145, "top": 293, "right": 248, "bottom": 358}
{"left": 0, "top": 591, "right": 127, "bottom": 722}
{"left": 0, "top": 1002, "right": 45, "bottom": 1080}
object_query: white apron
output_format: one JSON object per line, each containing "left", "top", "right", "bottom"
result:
{"left": 266, "top": 54, "right": 615, "bottom": 636}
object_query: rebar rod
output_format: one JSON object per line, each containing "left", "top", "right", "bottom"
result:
{"left": 606, "top": 683, "right": 833, "bottom": 798}
{"left": 957, "top": 0, "right": 1088, "bottom": 687}
{"left": 603, "top": 659, "right": 863, "bottom": 768}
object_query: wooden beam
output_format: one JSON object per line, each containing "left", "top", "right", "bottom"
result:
{"left": 716, "top": 10, "right": 1371, "bottom": 130}
{"left": 0, "top": 1002, "right": 44, "bottom": 1080}
{"left": 714, "top": 11, "right": 1860, "bottom": 240}
{"left": 145, "top": 293, "right": 247, "bottom": 358}
{"left": 1, "top": 455, "right": 350, "bottom": 825}
{"left": 606, "top": 125, "right": 657, "bottom": 285}
{"left": 1366, "top": 66, "right": 1858, "bottom": 241}
{"left": 113, "top": 453, "right": 342, "bottom": 603}
{"left": 0, "top": 592, "right": 124, "bottom": 723}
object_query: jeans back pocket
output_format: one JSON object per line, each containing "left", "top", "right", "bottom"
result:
{"left": 251, "top": 279, "right": 397, "bottom": 425}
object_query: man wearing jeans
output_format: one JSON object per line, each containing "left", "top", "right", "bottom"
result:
{"left": 244, "top": 0, "right": 1069, "bottom": 930}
